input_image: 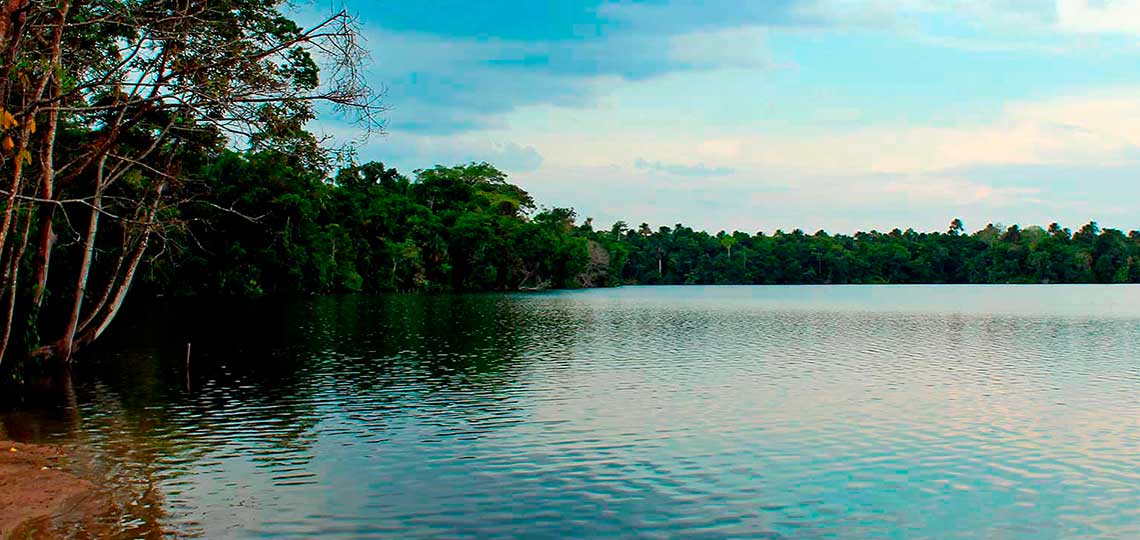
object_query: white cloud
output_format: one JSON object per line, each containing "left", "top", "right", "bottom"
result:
{"left": 792, "top": 0, "right": 907, "bottom": 27}
{"left": 477, "top": 83, "right": 1140, "bottom": 232}
{"left": 634, "top": 158, "right": 735, "bottom": 177}
{"left": 349, "top": 133, "right": 544, "bottom": 173}
{"left": 797, "top": 0, "right": 1140, "bottom": 39}
{"left": 883, "top": 175, "right": 1043, "bottom": 206}
{"left": 1005, "top": 90, "right": 1140, "bottom": 146}
{"left": 611, "top": 87, "right": 1140, "bottom": 176}
{"left": 1056, "top": 0, "right": 1140, "bottom": 34}
{"left": 668, "top": 26, "right": 774, "bottom": 70}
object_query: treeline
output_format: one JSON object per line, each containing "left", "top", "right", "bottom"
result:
{"left": 611, "top": 219, "right": 1140, "bottom": 285}
{"left": 139, "top": 153, "right": 1140, "bottom": 299}
{"left": 145, "top": 153, "right": 623, "bottom": 296}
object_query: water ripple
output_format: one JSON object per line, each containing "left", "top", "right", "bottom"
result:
{"left": 2, "top": 286, "right": 1138, "bottom": 538}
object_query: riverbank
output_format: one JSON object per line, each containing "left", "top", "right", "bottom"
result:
{"left": 0, "top": 441, "right": 97, "bottom": 539}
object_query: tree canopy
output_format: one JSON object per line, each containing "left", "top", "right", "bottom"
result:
{"left": 151, "top": 155, "right": 612, "bottom": 297}
{"left": 144, "top": 151, "right": 1140, "bottom": 299}
{"left": 610, "top": 220, "right": 1140, "bottom": 286}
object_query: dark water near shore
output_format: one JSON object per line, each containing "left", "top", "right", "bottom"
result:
{"left": 3, "top": 285, "right": 1139, "bottom": 539}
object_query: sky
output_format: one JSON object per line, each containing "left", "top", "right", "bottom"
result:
{"left": 308, "top": 0, "right": 1140, "bottom": 234}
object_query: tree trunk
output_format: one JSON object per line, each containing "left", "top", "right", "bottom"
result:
{"left": 0, "top": 125, "right": 30, "bottom": 364}
{"left": 31, "top": 2, "right": 67, "bottom": 308}
{"left": 0, "top": 1, "right": 61, "bottom": 260}
{"left": 53, "top": 155, "right": 104, "bottom": 362}
{"left": 30, "top": 18, "right": 65, "bottom": 307}
{"left": 76, "top": 230, "right": 148, "bottom": 348}
{"left": 0, "top": 0, "right": 67, "bottom": 364}
{"left": 0, "top": 205, "right": 33, "bottom": 364}
{"left": 0, "top": 125, "right": 30, "bottom": 259}
{"left": 30, "top": 207, "right": 55, "bottom": 307}
{"left": 76, "top": 182, "right": 163, "bottom": 349}
{"left": 517, "top": 267, "right": 535, "bottom": 289}
{"left": 0, "top": 0, "right": 29, "bottom": 45}
{"left": 76, "top": 234, "right": 127, "bottom": 333}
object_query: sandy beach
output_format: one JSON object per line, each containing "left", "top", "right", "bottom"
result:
{"left": 0, "top": 441, "right": 97, "bottom": 539}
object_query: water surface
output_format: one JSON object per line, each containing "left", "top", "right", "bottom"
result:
{"left": 4, "top": 285, "right": 1139, "bottom": 538}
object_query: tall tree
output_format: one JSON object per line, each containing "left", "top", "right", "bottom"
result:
{"left": 0, "top": 0, "right": 382, "bottom": 364}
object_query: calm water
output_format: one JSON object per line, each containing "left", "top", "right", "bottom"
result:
{"left": 3, "top": 285, "right": 1140, "bottom": 539}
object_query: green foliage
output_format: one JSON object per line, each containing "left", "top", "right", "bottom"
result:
{"left": 145, "top": 158, "right": 1140, "bottom": 296}
{"left": 151, "top": 157, "right": 599, "bottom": 295}
{"left": 612, "top": 219, "right": 1140, "bottom": 285}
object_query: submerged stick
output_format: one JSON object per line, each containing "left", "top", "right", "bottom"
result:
{"left": 185, "top": 342, "right": 191, "bottom": 391}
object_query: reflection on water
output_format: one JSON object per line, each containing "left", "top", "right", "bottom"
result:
{"left": 3, "top": 286, "right": 1140, "bottom": 539}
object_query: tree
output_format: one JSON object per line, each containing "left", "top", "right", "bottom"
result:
{"left": 719, "top": 233, "right": 737, "bottom": 258}
{"left": 602, "top": 219, "right": 1140, "bottom": 287}
{"left": 1075, "top": 221, "right": 1100, "bottom": 246}
{"left": 0, "top": 0, "right": 382, "bottom": 364}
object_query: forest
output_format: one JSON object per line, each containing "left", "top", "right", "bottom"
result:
{"left": 2, "top": 0, "right": 1139, "bottom": 372}
{"left": 613, "top": 218, "right": 1140, "bottom": 286}
{"left": 143, "top": 152, "right": 1140, "bottom": 297}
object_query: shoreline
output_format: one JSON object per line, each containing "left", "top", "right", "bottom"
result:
{"left": 0, "top": 440, "right": 98, "bottom": 539}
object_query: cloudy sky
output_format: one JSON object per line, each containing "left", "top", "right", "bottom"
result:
{"left": 309, "top": 1, "right": 1140, "bottom": 234}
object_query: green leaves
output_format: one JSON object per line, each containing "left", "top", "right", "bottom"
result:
{"left": 162, "top": 153, "right": 599, "bottom": 295}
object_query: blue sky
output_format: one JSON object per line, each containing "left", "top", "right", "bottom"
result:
{"left": 311, "top": 1, "right": 1140, "bottom": 233}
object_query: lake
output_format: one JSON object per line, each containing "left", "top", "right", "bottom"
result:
{"left": 3, "top": 285, "right": 1139, "bottom": 539}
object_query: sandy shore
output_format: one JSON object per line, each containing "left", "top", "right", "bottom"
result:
{"left": 0, "top": 440, "right": 97, "bottom": 539}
